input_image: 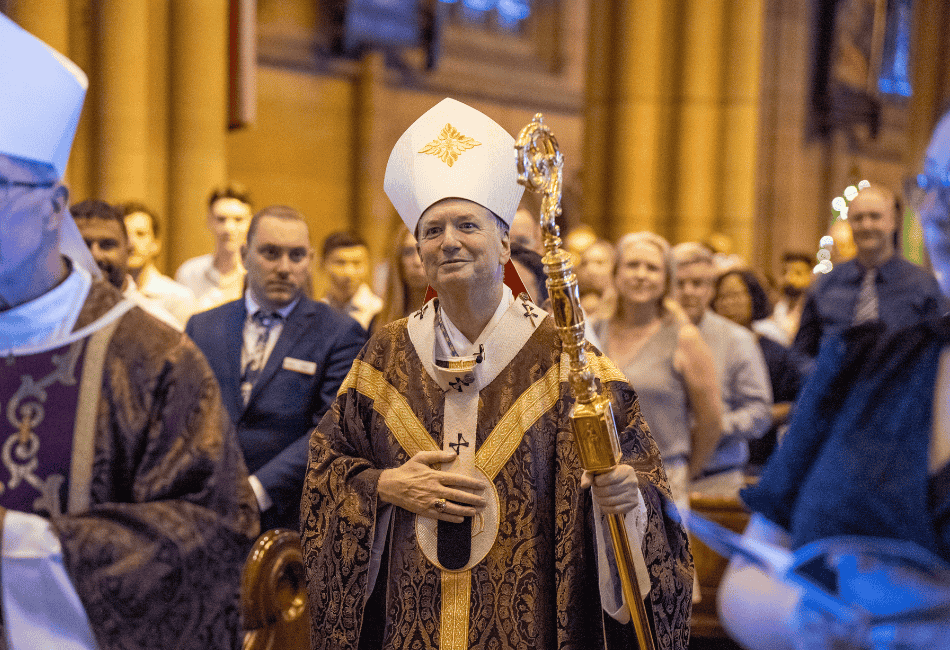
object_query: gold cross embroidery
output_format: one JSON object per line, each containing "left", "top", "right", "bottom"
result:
{"left": 419, "top": 124, "right": 481, "bottom": 167}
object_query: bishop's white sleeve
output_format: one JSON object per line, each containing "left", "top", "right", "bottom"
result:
{"left": 2, "top": 510, "right": 98, "bottom": 650}
{"left": 592, "top": 488, "right": 651, "bottom": 624}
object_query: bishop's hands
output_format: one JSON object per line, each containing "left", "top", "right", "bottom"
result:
{"left": 581, "top": 464, "right": 640, "bottom": 515}
{"left": 378, "top": 450, "right": 486, "bottom": 523}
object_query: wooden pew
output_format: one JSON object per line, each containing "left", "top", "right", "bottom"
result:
{"left": 688, "top": 492, "right": 751, "bottom": 639}
{"left": 242, "top": 528, "right": 311, "bottom": 650}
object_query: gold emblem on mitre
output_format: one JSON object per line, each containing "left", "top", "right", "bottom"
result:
{"left": 419, "top": 123, "right": 481, "bottom": 167}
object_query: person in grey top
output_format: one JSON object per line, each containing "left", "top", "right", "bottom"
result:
{"left": 673, "top": 242, "right": 772, "bottom": 495}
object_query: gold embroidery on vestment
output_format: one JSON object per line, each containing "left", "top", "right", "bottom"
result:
{"left": 4, "top": 341, "right": 83, "bottom": 511}
{"left": 340, "top": 354, "right": 621, "bottom": 648}
{"left": 419, "top": 124, "right": 481, "bottom": 167}
{"left": 71, "top": 316, "right": 123, "bottom": 514}
{"left": 558, "top": 352, "right": 627, "bottom": 385}
{"left": 441, "top": 570, "right": 472, "bottom": 650}
{"left": 476, "top": 361, "right": 560, "bottom": 477}
{"left": 340, "top": 360, "right": 434, "bottom": 456}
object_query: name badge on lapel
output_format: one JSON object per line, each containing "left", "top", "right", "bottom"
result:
{"left": 282, "top": 357, "right": 317, "bottom": 376}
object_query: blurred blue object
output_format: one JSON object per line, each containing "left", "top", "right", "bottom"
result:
{"left": 679, "top": 504, "right": 950, "bottom": 649}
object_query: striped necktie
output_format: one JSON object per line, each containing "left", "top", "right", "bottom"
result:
{"left": 853, "top": 268, "right": 879, "bottom": 325}
{"left": 241, "top": 310, "right": 281, "bottom": 405}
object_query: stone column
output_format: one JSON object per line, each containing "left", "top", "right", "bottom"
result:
{"left": 719, "top": 0, "right": 764, "bottom": 262}
{"left": 580, "top": 0, "right": 615, "bottom": 237}
{"left": 66, "top": 0, "right": 98, "bottom": 202}
{"left": 672, "top": 0, "right": 727, "bottom": 246}
{"left": 8, "top": 0, "right": 69, "bottom": 52}
{"left": 167, "top": 0, "right": 230, "bottom": 272}
{"left": 9, "top": 0, "right": 75, "bottom": 187}
{"left": 97, "top": 0, "right": 150, "bottom": 203}
{"left": 146, "top": 0, "right": 172, "bottom": 272}
{"left": 585, "top": 0, "right": 765, "bottom": 254}
{"left": 354, "top": 51, "right": 391, "bottom": 265}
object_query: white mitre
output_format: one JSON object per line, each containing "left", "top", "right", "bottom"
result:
{"left": 0, "top": 14, "right": 97, "bottom": 277}
{"left": 384, "top": 98, "right": 525, "bottom": 233}
{"left": 0, "top": 14, "right": 87, "bottom": 179}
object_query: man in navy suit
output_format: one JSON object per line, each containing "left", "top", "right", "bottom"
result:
{"left": 187, "top": 205, "right": 366, "bottom": 531}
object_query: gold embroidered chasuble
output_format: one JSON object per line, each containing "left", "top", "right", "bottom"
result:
{"left": 302, "top": 297, "right": 693, "bottom": 650}
{"left": 0, "top": 281, "right": 259, "bottom": 650}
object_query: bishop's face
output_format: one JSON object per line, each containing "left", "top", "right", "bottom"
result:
{"left": 0, "top": 154, "right": 61, "bottom": 286}
{"left": 416, "top": 198, "right": 510, "bottom": 299}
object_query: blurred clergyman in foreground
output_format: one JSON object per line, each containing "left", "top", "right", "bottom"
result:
{"left": 0, "top": 15, "right": 257, "bottom": 650}
{"left": 717, "top": 109, "right": 950, "bottom": 650}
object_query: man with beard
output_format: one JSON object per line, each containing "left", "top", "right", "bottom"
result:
{"left": 72, "top": 199, "right": 181, "bottom": 330}
{"left": 766, "top": 252, "right": 813, "bottom": 346}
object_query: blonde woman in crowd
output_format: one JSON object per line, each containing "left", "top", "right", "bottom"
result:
{"left": 374, "top": 223, "right": 429, "bottom": 330}
{"left": 591, "top": 232, "right": 722, "bottom": 508}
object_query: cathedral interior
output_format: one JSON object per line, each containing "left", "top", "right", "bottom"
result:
{"left": 4, "top": 0, "right": 949, "bottom": 293}
{"left": 4, "top": 1, "right": 950, "bottom": 647}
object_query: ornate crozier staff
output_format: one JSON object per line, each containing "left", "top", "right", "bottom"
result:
{"left": 515, "top": 113, "right": 657, "bottom": 650}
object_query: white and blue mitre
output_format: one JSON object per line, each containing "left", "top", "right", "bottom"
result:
{"left": 0, "top": 14, "right": 87, "bottom": 179}
{"left": 384, "top": 98, "right": 525, "bottom": 233}
{"left": 0, "top": 14, "right": 97, "bottom": 277}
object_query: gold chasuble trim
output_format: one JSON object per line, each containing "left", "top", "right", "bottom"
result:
{"left": 475, "top": 361, "right": 560, "bottom": 477}
{"left": 441, "top": 570, "right": 473, "bottom": 650}
{"left": 339, "top": 360, "right": 437, "bottom": 456}
{"left": 69, "top": 314, "right": 124, "bottom": 514}
{"left": 560, "top": 352, "right": 627, "bottom": 385}
{"left": 340, "top": 352, "right": 621, "bottom": 649}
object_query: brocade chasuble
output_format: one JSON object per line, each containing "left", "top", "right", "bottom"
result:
{"left": 0, "top": 280, "right": 259, "bottom": 650}
{"left": 302, "top": 296, "right": 693, "bottom": 650}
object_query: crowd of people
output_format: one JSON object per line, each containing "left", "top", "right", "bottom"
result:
{"left": 5, "top": 11, "right": 950, "bottom": 650}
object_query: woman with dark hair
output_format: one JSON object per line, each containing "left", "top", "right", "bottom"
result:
{"left": 712, "top": 269, "right": 801, "bottom": 470}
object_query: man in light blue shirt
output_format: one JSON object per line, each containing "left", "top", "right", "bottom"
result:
{"left": 673, "top": 242, "right": 772, "bottom": 494}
